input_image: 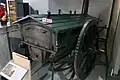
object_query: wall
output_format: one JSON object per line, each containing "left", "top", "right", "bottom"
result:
{"left": 23, "top": 0, "right": 29, "bottom": 3}
{"left": 0, "top": 28, "right": 11, "bottom": 71}
{"left": 49, "top": 0, "right": 112, "bottom": 25}
{"left": 16, "top": 0, "right": 23, "bottom": 3}
{"left": 49, "top": 0, "right": 82, "bottom": 14}
{"left": 107, "top": 0, "right": 120, "bottom": 75}
{"left": 15, "top": 0, "right": 24, "bottom": 18}
{"left": 29, "top": 0, "right": 49, "bottom": 14}
{"left": 28, "top": 0, "right": 112, "bottom": 25}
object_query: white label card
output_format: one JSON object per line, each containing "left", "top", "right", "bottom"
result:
{"left": 0, "top": 61, "right": 28, "bottom": 80}
{"left": 42, "top": 18, "right": 53, "bottom": 23}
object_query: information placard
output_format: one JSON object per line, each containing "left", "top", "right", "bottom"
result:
{"left": 0, "top": 61, "right": 28, "bottom": 80}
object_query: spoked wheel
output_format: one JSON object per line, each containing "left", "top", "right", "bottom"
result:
{"left": 51, "top": 52, "right": 76, "bottom": 80}
{"left": 74, "top": 19, "right": 99, "bottom": 80}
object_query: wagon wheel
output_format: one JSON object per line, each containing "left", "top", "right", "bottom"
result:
{"left": 74, "top": 19, "right": 99, "bottom": 80}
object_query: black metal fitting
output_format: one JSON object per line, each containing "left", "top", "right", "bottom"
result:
{"left": 81, "top": 0, "right": 89, "bottom": 15}
{"left": 47, "top": 11, "right": 51, "bottom": 18}
{"left": 74, "top": 10, "right": 76, "bottom": 14}
{"left": 58, "top": 9, "right": 62, "bottom": 15}
{"left": 70, "top": 10, "right": 72, "bottom": 15}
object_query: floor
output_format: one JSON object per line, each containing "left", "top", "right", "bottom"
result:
{"left": 0, "top": 61, "right": 120, "bottom": 80}
{"left": 31, "top": 61, "right": 120, "bottom": 80}
{"left": 0, "top": 53, "right": 119, "bottom": 80}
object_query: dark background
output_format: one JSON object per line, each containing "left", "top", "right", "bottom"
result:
{"left": 0, "top": 0, "right": 6, "bottom": 3}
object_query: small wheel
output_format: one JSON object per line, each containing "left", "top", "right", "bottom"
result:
{"left": 74, "top": 19, "right": 98, "bottom": 80}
